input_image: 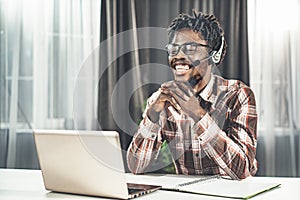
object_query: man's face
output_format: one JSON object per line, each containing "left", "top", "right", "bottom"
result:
{"left": 167, "top": 29, "right": 211, "bottom": 86}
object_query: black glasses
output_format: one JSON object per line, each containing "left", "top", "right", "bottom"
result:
{"left": 165, "top": 42, "right": 210, "bottom": 56}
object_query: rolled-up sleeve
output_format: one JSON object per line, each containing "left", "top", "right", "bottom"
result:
{"left": 127, "top": 92, "right": 163, "bottom": 174}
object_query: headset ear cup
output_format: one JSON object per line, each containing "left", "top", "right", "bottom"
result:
{"left": 212, "top": 50, "right": 222, "bottom": 63}
{"left": 211, "top": 37, "right": 224, "bottom": 64}
{"left": 209, "top": 51, "right": 216, "bottom": 65}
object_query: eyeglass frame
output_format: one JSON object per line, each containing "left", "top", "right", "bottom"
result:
{"left": 165, "top": 42, "right": 211, "bottom": 57}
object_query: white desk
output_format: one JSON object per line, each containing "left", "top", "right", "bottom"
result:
{"left": 0, "top": 169, "right": 300, "bottom": 200}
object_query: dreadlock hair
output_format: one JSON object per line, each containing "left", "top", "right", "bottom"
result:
{"left": 168, "top": 10, "right": 227, "bottom": 66}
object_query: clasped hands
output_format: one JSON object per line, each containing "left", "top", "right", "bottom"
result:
{"left": 147, "top": 80, "right": 206, "bottom": 123}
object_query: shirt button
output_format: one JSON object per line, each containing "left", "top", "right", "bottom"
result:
{"left": 195, "top": 153, "right": 199, "bottom": 157}
{"left": 151, "top": 134, "right": 155, "bottom": 138}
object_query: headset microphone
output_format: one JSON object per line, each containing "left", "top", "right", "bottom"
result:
{"left": 191, "top": 55, "right": 212, "bottom": 67}
{"left": 188, "top": 55, "right": 212, "bottom": 87}
{"left": 191, "top": 60, "right": 200, "bottom": 67}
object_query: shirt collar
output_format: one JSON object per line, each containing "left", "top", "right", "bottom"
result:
{"left": 198, "top": 73, "right": 216, "bottom": 104}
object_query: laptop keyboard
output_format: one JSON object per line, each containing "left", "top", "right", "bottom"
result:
{"left": 128, "top": 188, "right": 144, "bottom": 194}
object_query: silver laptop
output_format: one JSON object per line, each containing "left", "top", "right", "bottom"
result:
{"left": 33, "top": 129, "right": 161, "bottom": 199}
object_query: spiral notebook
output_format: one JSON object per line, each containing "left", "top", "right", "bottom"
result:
{"left": 126, "top": 174, "right": 281, "bottom": 199}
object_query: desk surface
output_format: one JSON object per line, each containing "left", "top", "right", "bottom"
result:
{"left": 0, "top": 169, "right": 300, "bottom": 200}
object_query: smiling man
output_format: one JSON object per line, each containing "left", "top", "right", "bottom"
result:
{"left": 127, "top": 10, "right": 258, "bottom": 180}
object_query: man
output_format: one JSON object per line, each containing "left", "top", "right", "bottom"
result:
{"left": 127, "top": 10, "right": 257, "bottom": 180}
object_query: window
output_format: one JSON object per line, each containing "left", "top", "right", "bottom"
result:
{"left": 0, "top": 0, "right": 100, "bottom": 168}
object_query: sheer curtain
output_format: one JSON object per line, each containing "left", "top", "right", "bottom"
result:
{"left": 0, "top": 0, "right": 100, "bottom": 168}
{"left": 248, "top": 0, "right": 300, "bottom": 176}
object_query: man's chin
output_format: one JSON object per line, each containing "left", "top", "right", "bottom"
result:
{"left": 174, "top": 75, "right": 203, "bottom": 88}
{"left": 174, "top": 75, "right": 190, "bottom": 82}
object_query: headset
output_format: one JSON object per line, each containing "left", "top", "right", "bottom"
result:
{"left": 191, "top": 36, "right": 224, "bottom": 67}
{"left": 211, "top": 36, "right": 224, "bottom": 64}
{"left": 188, "top": 36, "right": 225, "bottom": 87}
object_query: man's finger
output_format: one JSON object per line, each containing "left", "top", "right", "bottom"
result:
{"left": 159, "top": 93, "right": 182, "bottom": 113}
{"left": 162, "top": 81, "right": 194, "bottom": 98}
{"left": 175, "top": 81, "right": 195, "bottom": 97}
{"left": 161, "top": 81, "right": 176, "bottom": 89}
{"left": 161, "top": 87, "right": 190, "bottom": 101}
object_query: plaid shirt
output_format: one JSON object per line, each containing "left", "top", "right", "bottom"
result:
{"left": 127, "top": 74, "right": 258, "bottom": 180}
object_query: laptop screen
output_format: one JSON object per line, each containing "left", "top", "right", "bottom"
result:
{"left": 33, "top": 130, "right": 130, "bottom": 199}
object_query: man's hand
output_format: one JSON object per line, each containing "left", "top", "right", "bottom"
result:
{"left": 147, "top": 87, "right": 182, "bottom": 123}
{"left": 160, "top": 81, "right": 206, "bottom": 122}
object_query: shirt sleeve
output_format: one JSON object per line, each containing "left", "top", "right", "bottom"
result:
{"left": 192, "top": 86, "right": 258, "bottom": 180}
{"left": 126, "top": 91, "right": 164, "bottom": 174}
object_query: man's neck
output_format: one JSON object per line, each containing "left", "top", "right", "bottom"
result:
{"left": 194, "top": 73, "right": 211, "bottom": 94}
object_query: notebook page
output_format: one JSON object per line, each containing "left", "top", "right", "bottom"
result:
{"left": 126, "top": 174, "right": 218, "bottom": 189}
{"left": 178, "top": 177, "right": 281, "bottom": 199}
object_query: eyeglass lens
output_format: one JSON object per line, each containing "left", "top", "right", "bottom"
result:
{"left": 166, "top": 42, "right": 208, "bottom": 56}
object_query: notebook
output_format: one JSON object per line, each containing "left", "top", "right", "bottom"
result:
{"left": 33, "top": 129, "right": 161, "bottom": 199}
{"left": 126, "top": 173, "right": 281, "bottom": 199}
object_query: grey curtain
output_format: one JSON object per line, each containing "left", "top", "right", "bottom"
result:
{"left": 98, "top": 0, "right": 249, "bottom": 170}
